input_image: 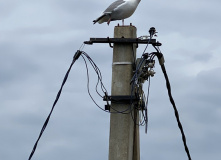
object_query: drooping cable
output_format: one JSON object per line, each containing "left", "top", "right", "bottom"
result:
{"left": 28, "top": 50, "right": 82, "bottom": 160}
{"left": 81, "top": 51, "right": 108, "bottom": 98}
{"left": 81, "top": 53, "right": 109, "bottom": 112}
{"left": 154, "top": 50, "right": 192, "bottom": 160}
{"left": 161, "top": 64, "right": 192, "bottom": 160}
{"left": 81, "top": 51, "right": 136, "bottom": 114}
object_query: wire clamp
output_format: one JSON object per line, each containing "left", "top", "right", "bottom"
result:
{"left": 73, "top": 50, "right": 82, "bottom": 60}
{"left": 103, "top": 95, "right": 139, "bottom": 111}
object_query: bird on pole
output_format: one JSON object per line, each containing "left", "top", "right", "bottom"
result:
{"left": 93, "top": 0, "right": 141, "bottom": 25}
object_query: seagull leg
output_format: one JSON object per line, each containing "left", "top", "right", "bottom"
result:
{"left": 107, "top": 17, "right": 111, "bottom": 25}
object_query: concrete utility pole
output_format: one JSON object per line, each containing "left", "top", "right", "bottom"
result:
{"left": 84, "top": 26, "right": 161, "bottom": 160}
{"left": 109, "top": 25, "right": 140, "bottom": 160}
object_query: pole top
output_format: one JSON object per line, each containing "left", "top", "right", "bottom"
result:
{"left": 115, "top": 23, "right": 136, "bottom": 28}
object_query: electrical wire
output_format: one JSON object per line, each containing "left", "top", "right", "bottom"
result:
{"left": 160, "top": 63, "right": 192, "bottom": 160}
{"left": 81, "top": 51, "right": 131, "bottom": 114}
{"left": 81, "top": 53, "right": 109, "bottom": 113}
{"left": 141, "top": 92, "right": 147, "bottom": 126}
{"left": 129, "top": 29, "right": 154, "bottom": 127}
{"left": 142, "top": 27, "right": 156, "bottom": 56}
{"left": 81, "top": 52, "right": 107, "bottom": 97}
{"left": 131, "top": 27, "right": 155, "bottom": 90}
{"left": 152, "top": 47, "right": 192, "bottom": 160}
{"left": 79, "top": 43, "right": 85, "bottom": 50}
{"left": 130, "top": 28, "right": 157, "bottom": 126}
{"left": 81, "top": 51, "right": 135, "bottom": 114}
{"left": 28, "top": 50, "right": 82, "bottom": 160}
{"left": 145, "top": 76, "right": 150, "bottom": 133}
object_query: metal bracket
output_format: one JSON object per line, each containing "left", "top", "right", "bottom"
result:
{"left": 84, "top": 38, "right": 161, "bottom": 48}
{"left": 103, "top": 95, "right": 139, "bottom": 111}
{"left": 103, "top": 95, "right": 139, "bottom": 103}
{"left": 107, "top": 37, "right": 113, "bottom": 48}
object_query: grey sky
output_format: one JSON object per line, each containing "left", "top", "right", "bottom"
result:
{"left": 1, "top": 0, "right": 221, "bottom": 159}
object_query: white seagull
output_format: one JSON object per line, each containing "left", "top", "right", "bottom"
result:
{"left": 93, "top": 0, "right": 141, "bottom": 25}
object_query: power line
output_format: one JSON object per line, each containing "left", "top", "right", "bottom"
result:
{"left": 28, "top": 50, "right": 82, "bottom": 160}
{"left": 153, "top": 49, "right": 192, "bottom": 160}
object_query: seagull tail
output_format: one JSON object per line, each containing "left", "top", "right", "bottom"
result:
{"left": 93, "top": 14, "right": 107, "bottom": 24}
{"left": 93, "top": 19, "right": 98, "bottom": 24}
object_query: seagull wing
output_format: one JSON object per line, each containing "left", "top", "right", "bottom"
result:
{"left": 104, "top": 0, "right": 126, "bottom": 13}
{"left": 93, "top": 0, "right": 126, "bottom": 24}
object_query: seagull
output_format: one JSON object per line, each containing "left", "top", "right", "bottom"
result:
{"left": 93, "top": 0, "right": 141, "bottom": 25}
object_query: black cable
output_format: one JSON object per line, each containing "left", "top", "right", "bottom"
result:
{"left": 81, "top": 52, "right": 108, "bottom": 97}
{"left": 145, "top": 76, "right": 150, "bottom": 133}
{"left": 151, "top": 46, "right": 192, "bottom": 159}
{"left": 140, "top": 92, "right": 147, "bottom": 126}
{"left": 160, "top": 64, "right": 192, "bottom": 160}
{"left": 142, "top": 27, "right": 156, "bottom": 56}
{"left": 152, "top": 44, "right": 192, "bottom": 159}
{"left": 131, "top": 29, "right": 154, "bottom": 85}
{"left": 81, "top": 51, "right": 134, "bottom": 114}
{"left": 81, "top": 53, "right": 109, "bottom": 113}
{"left": 28, "top": 50, "right": 82, "bottom": 160}
{"left": 130, "top": 27, "right": 156, "bottom": 103}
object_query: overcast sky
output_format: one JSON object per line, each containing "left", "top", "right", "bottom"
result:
{"left": 1, "top": 0, "right": 221, "bottom": 159}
